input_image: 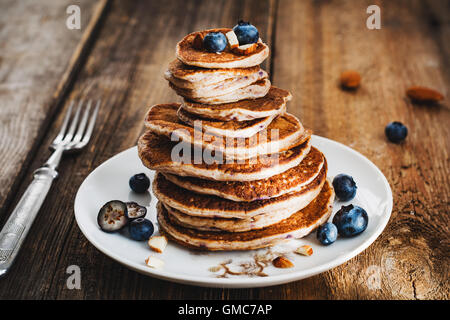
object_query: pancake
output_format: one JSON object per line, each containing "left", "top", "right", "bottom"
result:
{"left": 153, "top": 166, "right": 326, "bottom": 219}
{"left": 138, "top": 132, "right": 311, "bottom": 181}
{"left": 169, "top": 78, "right": 271, "bottom": 104}
{"left": 157, "top": 180, "right": 335, "bottom": 251}
{"left": 165, "top": 69, "right": 267, "bottom": 95}
{"left": 163, "top": 147, "right": 326, "bottom": 202}
{"left": 181, "top": 86, "right": 292, "bottom": 121}
{"left": 166, "top": 59, "right": 261, "bottom": 86}
{"left": 163, "top": 203, "right": 298, "bottom": 232}
{"left": 177, "top": 107, "right": 275, "bottom": 138}
{"left": 176, "top": 28, "right": 269, "bottom": 69}
{"left": 144, "top": 103, "right": 310, "bottom": 160}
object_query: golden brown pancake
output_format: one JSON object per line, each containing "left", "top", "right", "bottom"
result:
{"left": 177, "top": 107, "right": 275, "bottom": 138}
{"left": 163, "top": 202, "right": 298, "bottom": 233}
{"left": 153, "top": 166, "right": 327, "bottom": 219}
{"left": 181, "top": 86, "right": 291, "bottom": 121}
{"left": 144, "top": 103, "right": 310, "bottom": 160}
{"left": 163, "top": 148, "right": 326, "bottom": 202}
{"left": 169, "top": 78, "right": 271, "bottom": 104}
{"left": 167, "top": 59, "right": 261, "bottom": 82}
{"left": 166, "top": 69, "right": 267, "bottom": 97}
{"left": 165, "top": 59, "right": 267, "bottom": 92}
{"left": 138, "top": 131, "right": 311, "bottom": 181}
{"left": 157, "top": 180, "right": 335, "bottom": 251}
{"left": 176, "top": 29, "right": 269, "bottom": 69}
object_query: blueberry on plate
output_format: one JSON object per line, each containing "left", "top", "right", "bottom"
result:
{"left": 203, "top": 32, "right": 227, "bottom": 53}
{"left": 316, "top": 222, "right": 338, "bottom": 245}
{"left": 129, "top": 218, "right": 154, "bottom": 241}
{"left": 129, "top": 173, "right": 150, "bottom": 193}
{"left": 385, "top": 121, "right": 408, "bottom": 143}
{"left": 126, "top": 202, "right": 147, "bottom": 220}
{"left": 232, "top": 20, "right": 259, "bottom": 45}
{"left": 332, "top": 204, "right": 368, "bottom": 237}
{"left": 97, "top": 200, "right": 128, "bottom": 232}
{"left": 332, "top": 174, "right": 357, "bottom": 201}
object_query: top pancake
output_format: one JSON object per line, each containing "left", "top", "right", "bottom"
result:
{"left": 144, "top": 103, "right": 310, "bottom": 160}
{"left": 176, "top": 28, "right": 270, "bottom": 69}
{"left": 181, "top": 86, "right": 292, "bottom": 121}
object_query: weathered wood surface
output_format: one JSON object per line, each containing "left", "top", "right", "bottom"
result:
{"left": 0, "top": 0, "right": 448, "bottom": 299}
{"left": 273, "top": 0, "right": 450, "bottom": 299}
{"left": 0, "top": 0, "right": 105, "bottom": 220}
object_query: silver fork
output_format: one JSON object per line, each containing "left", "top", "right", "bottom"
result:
{"left": 0, "top": 100, "right": 100, "bottom": 277}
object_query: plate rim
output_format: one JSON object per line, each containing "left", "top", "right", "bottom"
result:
{"left": 74, "top": 135, "right": 393, "bottom": 288}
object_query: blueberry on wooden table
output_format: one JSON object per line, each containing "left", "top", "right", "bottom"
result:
{"left": 385, "top": 121, "right": 408, "bottom": 143}
{"left": 129, "top": 218, "right": 154, "bottom": 241}
{"left": 232, "top": 20, "right": 259, "bottom": 45}
{"left": 316, "top": 222, "right": 338, "bottom": 245}
{"left": 332, "top": 205, "right": 368, "bottom": 237}
{"left": 332, "top": 174, "right": 357, "bottom": 201}
{"left": 203, "top": 32, "right": 227, "bottom": 53}
{"left": 97, "top": 200, "right": 129, "bottom": 232}
{"left": 129, "top": 173, "right": 150, "bottom": 193}
{"left": 126, "top": 202, "right": 147, "bottom": 220}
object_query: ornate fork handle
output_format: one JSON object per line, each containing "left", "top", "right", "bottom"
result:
{"left": 0, "top": 156, "right": 60, "bottom": 277}
{"left": 0, "top": 100, "right": 99, "bottom": 277}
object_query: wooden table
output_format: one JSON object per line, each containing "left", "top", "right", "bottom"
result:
{"left": 0, "top": 0, "right": 448, "bottom": 300}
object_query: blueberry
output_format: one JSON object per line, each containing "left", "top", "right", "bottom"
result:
{"left": 332, "top": 205, "right": 368, "bottom": 237}
{"left": 316, "top": 222, "right": 338, "bottom": 245}
{"left": 332, "top": 174, "right": 357, "bottom": 201}
{"left": 385, "top": 121, "right": 407, "bottom": 143}
{"left": 233, "top": 20, "right": 259, "bottom": 45}
{"left": 203, "top": 32, "right": 227, "bottom": 53}
{"left": 129, "top": 218, "right": 154, "bottom": 241}
{"left": 129, "top": 173, "right": 150, "bottom": 193}
{"left": 126, "top": 202, "right": 147, "bottom": 220}
{"left": 97, "top": 200, "right": 128, "bottom": 233}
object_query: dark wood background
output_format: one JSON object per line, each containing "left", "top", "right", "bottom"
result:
{"left": 0, "top": 0, "right": 448, "bottom": 299}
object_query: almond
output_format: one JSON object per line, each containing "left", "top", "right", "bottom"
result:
{"left": 406, "top": 86, "right": 444, "bottom": 103}
{"left": 225, "top": 31, "right": 239, "bottom": 49}
{"left": 295, "top": 245, "right": 313, "bottom": 256}
{"left": 192, "top": 33, "right": 204, "bottom": 50}
{"left": 272, "top": 256, "right": 294, "bottom": 268}
{"left": 208, "top": 266, "right": 222, "bottom": 273}
{"left": 148, "top": 235, "right": 168, "bottom": 253}
{"left": 145, "top": 256, "right": 164, "bottom": 269}
{"left": 340, "top": 70, "right": 361, "bottom": 89}
{"left": 232, "top": 42, "right": 258, "bottom": 55}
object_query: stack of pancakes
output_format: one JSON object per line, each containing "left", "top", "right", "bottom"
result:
{"left": 138, "top": 28, "right": 334, "bottom": 251}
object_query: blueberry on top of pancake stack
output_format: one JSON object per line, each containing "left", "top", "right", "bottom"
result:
{"left": 137, "top": 22, "right": 334, "bottom": 251}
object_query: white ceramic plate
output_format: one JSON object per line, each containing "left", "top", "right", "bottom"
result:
{"left": 74, "top": 135, "right": 392, "bottom": 288}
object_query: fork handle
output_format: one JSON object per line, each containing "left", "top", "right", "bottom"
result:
{"left": 0, "top": 167, "right": 58, "bottom": 277}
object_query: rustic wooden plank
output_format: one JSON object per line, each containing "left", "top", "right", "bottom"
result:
{"left": 0, "top": 0, "right": 107, "bottom": 221}
{"left": 272, "top": 0, "right": 449, "bottom": 299}
{"left": 0, "top": 0, "right": 274, "bottom": 299}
